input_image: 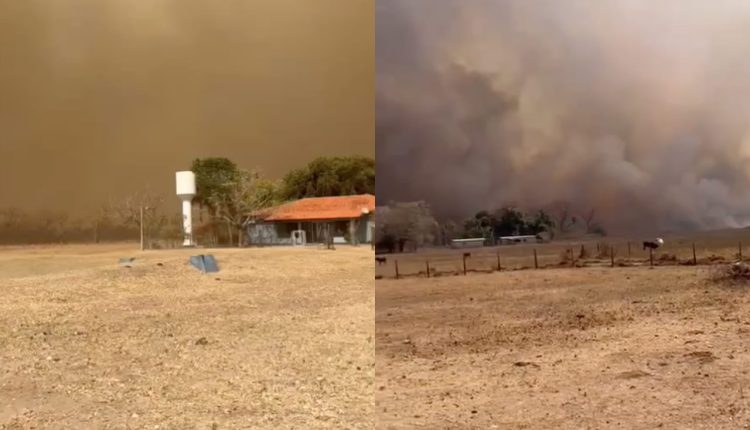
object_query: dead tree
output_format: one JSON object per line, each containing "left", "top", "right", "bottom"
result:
{"left": 580, "top": 209, "right": 597, "bottom": 234}
{"left": 550, "top": 201, "right": 577, "bottom": 235}
{"left": 110, "top": 191, "right": 165, "bottom": 250}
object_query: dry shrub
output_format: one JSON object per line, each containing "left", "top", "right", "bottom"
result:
{"left": 658, "top": 253, "right": 677, "bottom": 262}
{"left": 711, "top": 262, "right": 750, "bottom": 284}
{"left": 559, "top": 249, "right": 575, "bottom": 265}
{"left": 578, "top": 244, "right": 590, "bottom": 260}
{"left": 696, "top": 254, "right": 727, "bottom": 266}
{"left": 596, "top": 242, "right": 611, "bottom": 259}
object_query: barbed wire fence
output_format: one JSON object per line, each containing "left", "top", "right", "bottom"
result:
{"left": 375, "top": 240, "right": 747, "bottom": 280}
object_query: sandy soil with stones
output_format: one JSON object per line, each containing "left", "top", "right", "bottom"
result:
{"left": 377, "top": 265, "right": 750, "bottom": 429}
{"left": 0, "top": 243, "right": 374, "bottom": 429}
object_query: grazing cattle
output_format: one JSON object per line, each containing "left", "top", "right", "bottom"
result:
{"left": 375, "top": 256, "right": 387, "bottom": 265}
{"left": 643, "top": 237, "right": 664, "bottom": 251}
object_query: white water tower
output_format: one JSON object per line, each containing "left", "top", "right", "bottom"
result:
{"left": 175, "top": 171, "right": 196, "bottom": 246}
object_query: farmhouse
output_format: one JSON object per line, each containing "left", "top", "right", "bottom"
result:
{"left": 245, "top": 194, "right": 375, "bottom": 246}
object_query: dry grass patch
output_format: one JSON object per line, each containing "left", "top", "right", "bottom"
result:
{"left": 0, "top": 244, "right": 374, "bottom": 429}
{"left": 377, "top": 266, "right": 750, "bottom": 429}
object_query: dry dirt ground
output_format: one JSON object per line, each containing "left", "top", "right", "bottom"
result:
{"left": 0, "top": 243, "right": 374, "bottom": 429}
{"left": 377, "top": 265, "right": 750, "bottom": 429}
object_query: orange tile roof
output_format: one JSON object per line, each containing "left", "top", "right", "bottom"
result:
{"left": 255, "top": 194, "right": 375, "bottom": 222}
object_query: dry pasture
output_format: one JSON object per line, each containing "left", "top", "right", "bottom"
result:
{"left": 376, "top": 229, "right": 750, "bottom": 279}
{"left": 377, "top": 263, "right": 750, "bottom": 429}
{"left": 0, "top": 243, "right": 374, "bottom": 429}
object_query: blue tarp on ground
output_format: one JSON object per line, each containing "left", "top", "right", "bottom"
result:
{"left": 189, "top": 254, "right": 219, "bottom": 273}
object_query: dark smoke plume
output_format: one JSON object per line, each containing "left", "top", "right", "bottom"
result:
{"left": 376, "top": 0, "right": 750, "bottom": 233}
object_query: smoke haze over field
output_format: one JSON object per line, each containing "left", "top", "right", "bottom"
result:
{"left": 376, "top": 0, "right": 750, "bottom": 233}
{"left": 0, "top": 0, "right": 373, "bottom": 215}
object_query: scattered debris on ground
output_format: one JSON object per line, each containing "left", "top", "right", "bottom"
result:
{"left": 711, "top": 262, "right": 750, "bottom": 284}
{"left": 658, "top": 253, "right": 678, "bottom": 262}
{"left": 2, "top": 244, "right": 373, "bottom": 428}
{"left": 684, "top": 351, "right": 717, "bottom": 364}
{"left": 377, "top": 265, "right": 750, "bottom": 428}
{"left": 616, "top": 370, "right": 651, "bottom": 379}
{"left": 118, "top": 257, "right": 136, "bottom": 267}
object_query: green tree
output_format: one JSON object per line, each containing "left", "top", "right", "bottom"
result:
{"left": 493, "top": 207, "right": 526, "bottom": 236}
{"left": 280, "top": 156, "right": 375, "bottom": 200}
{"left": 208, "top": 169, "right": 281, "bottom": 247}
{"left": 463, "top": 211, "right": 494, "bottom": 240}
{"left": 191, "top": 158, "right": 241, "bottom": 214}
{"left": 461, "top": 207, "right": 556, "bottom": 241}
{"left": 526, "top": 209, "right": 555, "bottom": 235}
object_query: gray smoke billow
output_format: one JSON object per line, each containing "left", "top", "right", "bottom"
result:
{"left": 376, "top": 0, "right": 750, "bottom": 233}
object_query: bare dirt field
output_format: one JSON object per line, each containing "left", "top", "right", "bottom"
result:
{"left": 0, "top": 243, "right": 374, "bottom": 429}
{"left": 377, "top": 264, "right": 750, "bottom": 429}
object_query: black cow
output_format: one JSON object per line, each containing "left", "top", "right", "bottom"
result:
{"left": 643, "top": 238, "right": 664, "bottom": 251}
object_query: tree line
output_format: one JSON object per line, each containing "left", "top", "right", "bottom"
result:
{"left": 375, "top": 200, "right": 606, "bottom": 253}
{"left": 0, "top": 155, "right": 374, "bottom": 246}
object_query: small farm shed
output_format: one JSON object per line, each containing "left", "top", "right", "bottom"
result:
{"left": 450, "top": 238, "right": 487, "bottom": 248}
{"left": 245, "top": 194, "right": 375, "bottom": 246}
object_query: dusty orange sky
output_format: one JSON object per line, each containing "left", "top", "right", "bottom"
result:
{"left": 0, "top": 0, "right": 373, "bottom": 214}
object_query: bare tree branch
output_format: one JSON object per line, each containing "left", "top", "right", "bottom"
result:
{"left": 580, "top": 208, "right": 596, "bottom": 233}
{"left": 549, "top": 201, "right": 577, "bottom": 234}
{"left": 109, "top": 191, "right": 166, "bottom": 248}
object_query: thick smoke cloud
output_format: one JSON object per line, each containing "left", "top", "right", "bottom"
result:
{"left": 0, "top": 0, "right": 373, "bottom": 214}
{"left": 376, "top": 0, "right": 750, "bottom": 233}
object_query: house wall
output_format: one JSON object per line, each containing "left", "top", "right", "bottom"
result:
{"left": 246, "top": 221, "right": 334, "bottom": 246}
{"left": 246, "top": 223, "right": 292, "bottom": 246}
{"left": 246, "top": 213, "right": 375, "bottom": 246}
{"left": 354, "top": 213, "right": 374, "bottom": 244}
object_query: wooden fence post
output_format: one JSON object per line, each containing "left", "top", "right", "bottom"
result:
{"left": 649, "top": 248, "right": 654, "bottom": 267}
{"left": 462, "top": 254, "right": 468, "bottom": 276}
{"left": 140, "top": 206, "right": 145, "bottom": 251}
{"left": 395, "top": 260, "right": 400, "bottom": 279}
{"left": 533, "top": 249, "right": 539, "bottom": 269}
{"left": 496, "top": 250, "right": 501, "bottom": 271}
{"left": 425, "top": 260, "right": 430, "bottom": 278}
{"left": 569, "top": 248, "right": 574, "bottom": 267}
{"left": 692, "top": 242, "right": 697, "bottom": 265}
